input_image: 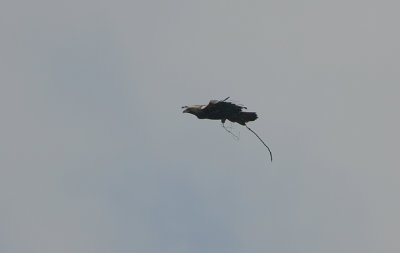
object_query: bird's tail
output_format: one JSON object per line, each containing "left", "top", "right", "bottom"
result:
{"left": 238, "top": 112, "right": 258, "bottom": 124}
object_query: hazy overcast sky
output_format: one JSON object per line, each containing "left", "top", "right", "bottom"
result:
{"left": 1, "top": 0, "right": 399, "bottom": 252}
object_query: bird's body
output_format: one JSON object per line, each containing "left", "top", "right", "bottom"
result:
{"left": 182, "top": 99, "right": 257, "bottom": 125}
{"left": 182, "top": 97, "right": 273, "bottom": 162}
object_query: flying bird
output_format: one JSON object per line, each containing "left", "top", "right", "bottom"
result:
{"left": 182, "top": 97, "right": 273, "bottom": 162}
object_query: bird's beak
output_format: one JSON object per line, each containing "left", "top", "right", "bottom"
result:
{"left": 182, "top": 106, "right": 189, "bottom": 113}
{"left": 182, "top": 108, "right": 189, "bottom": 113}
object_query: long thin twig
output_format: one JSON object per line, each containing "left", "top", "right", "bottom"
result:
{"left": 245, "top": 124, "right": 273, "bottom": 162}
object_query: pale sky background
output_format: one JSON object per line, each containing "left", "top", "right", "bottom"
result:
{"left": 1, "top": 0, "right": 399, "bottom": 252}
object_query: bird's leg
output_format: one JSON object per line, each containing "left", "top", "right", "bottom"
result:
{"left": 221, "top": 120, "right": 239, "bottom": 140}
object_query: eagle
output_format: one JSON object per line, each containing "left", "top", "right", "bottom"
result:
{"left": 182, "top": 97, "right": 272, "bottom": 162}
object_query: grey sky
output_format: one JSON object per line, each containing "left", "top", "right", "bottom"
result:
{"left": 1, "top": 0, "right": 399, "bottom": 252}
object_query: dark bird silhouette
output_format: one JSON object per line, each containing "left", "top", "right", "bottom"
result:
{"left": 182, "top": 97, "right": 273, "bottom": 162}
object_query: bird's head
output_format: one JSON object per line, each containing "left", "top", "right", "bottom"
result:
{"left": 181, "top": 105, "right": 204, "bottom": 116}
